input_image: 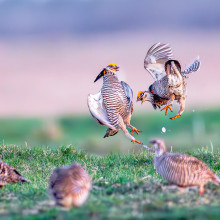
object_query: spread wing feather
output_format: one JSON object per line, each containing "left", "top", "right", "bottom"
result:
{"left": 87, "top": 92, "right": 116, "bottom": 130}
{"left": 144, "top": 42, "right": 173, "bottom": 81}
{"left": 121, "top": 81, "right": 133, "bottom": 112}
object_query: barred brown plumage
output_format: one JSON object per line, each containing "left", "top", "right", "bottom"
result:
{"left": 88, "top": 63, "right": 142, "bottom": 145}
{"left": 149, "top": 139, "right": 220, "bottom": 195}
{"left": 49, "top": 162, "right": 91, "bottom": 209}
{"left": 137, "top": 42, "right": 200, "bottom": 120}
{"left": 0, "top": 160, "right": 29, "bottom": 188}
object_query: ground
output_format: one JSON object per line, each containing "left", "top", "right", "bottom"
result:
{"left": 0, "top": 144, "right": 220, "bottom": 220}
{"left": 0, "top": 109, "right": 220, "bottom": 219}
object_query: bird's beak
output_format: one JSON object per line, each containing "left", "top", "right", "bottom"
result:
{"left": 136, "top": 96, "right": 144, "bottom": 104}
{"left": 94, "top": 69, "right": 105, "bottom": 83}
{"left": 136, "top": 96, "right": 141, "bottom": 102}
{"left": 143, "top": 140, "right": 156, "bottom": 152}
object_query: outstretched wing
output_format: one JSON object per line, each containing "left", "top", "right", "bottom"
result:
{"left": 121, "top": 81, "right": 133, "bottom": 112}
{"left": 87, "top": 91, "right": 116, "bottom": 130}
{"left": 182, "top": 57, "right": 201, "bottom": 76}
{"left": 144, "top": 42, "right": 173, "bottom": 81}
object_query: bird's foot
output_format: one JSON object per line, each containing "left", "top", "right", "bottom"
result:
{"left": 161, "top": 104, "right": 173, "bottom": 116}
{"left": 170, "top": 113, "right": 181, "bottom": 120}
{"left": 131, "top": 139, "right": 143, "bottom": 145}
{"left": 130, "top": 127, "right": 142, "bottom": 135}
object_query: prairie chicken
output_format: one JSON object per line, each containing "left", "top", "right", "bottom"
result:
{"left": 148, "top": 139, "right": 220, "bottom": 195}
{"left": 0, "top": 160, "right": 29, "bottom": 188}
{"left": 88, "top": 63, "right": 142, "bottom": 145}
{"left": 49, "top": 162, "right": 91, "bottom": 209}
{"left": 137, "top": 43, "right": 200, "bottom": 120}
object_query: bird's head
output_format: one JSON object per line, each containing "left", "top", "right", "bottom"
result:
{"left": 137, "top": 91, "right": 153, "bottom": 104}
{"left": 136, "top": 90, "right": 149, "bottom": 103}
{"left": 149, "top": 139, "right": 167, "bottom": 157}
{"left": 94, "top": 63, "right": 119, "bottom": 82}
{"left": 165, "top": 60, "right": 181, "bottom": 75}
{"left": 106, "top": 63, "right": 119, "bottom": 72}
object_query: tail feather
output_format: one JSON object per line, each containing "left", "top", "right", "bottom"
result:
{"left": 104, "top": 128, "right": 118, "bottom": 138}
{"left": 211, "top": 175, "right": 220, "bottom": 185}
{"left": 182, "top": 57, "right": 201, "bottom": 76}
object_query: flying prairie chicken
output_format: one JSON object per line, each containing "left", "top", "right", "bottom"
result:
{"left": 0, "top": 160, "right": 29, "bottom": 188}
{"left": 146, "top": 139, "right": 220, "bottom": 195}
{"left": 88, "top": 63, "right": 142, "bottom": 145}
{"left": 137, "top": 43, "right": 200, "bottom": 120}
{"left": 49, "top": 162, "right": 91, "bottom": 209}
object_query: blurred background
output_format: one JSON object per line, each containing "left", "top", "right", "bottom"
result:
{"left": 0, "top": 0, "right": 219, "bottom": 152}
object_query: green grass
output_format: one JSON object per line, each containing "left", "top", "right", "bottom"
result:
{"left": 0, "top": 109, "right": 220, "bottom": 219}
{"left": 0, "top": 144, "right": 220, "bottom": 219}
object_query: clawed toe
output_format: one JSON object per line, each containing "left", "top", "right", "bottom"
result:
{"left": 131, "top": 139, "right": 143, "bottom": 145}
{"left": 170, "top": 114, "right": 181, "bottom": 120}
{"left": 130, "top": 128, "right": 142, "bottom": 135}
{"left": 161, "top": 104, "right": 173, "bottom": 116}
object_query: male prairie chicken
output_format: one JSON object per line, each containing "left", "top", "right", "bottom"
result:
{"left": 49, "top": 162, "right": 91, "bottom": 209}
{"left": 137, "top": 43, "right": 200, "bottom": 120}
{"left": 88, "top": 63, "right": 142, "bottom": 144}
{"left": 148, "top": 139, "right": 220, "bottom": 195}
{"left": 0, "top": 160, "right": 29, "bottom": 188}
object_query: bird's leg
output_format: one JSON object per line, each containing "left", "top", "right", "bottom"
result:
{"left": 118, "top": 116, "right": 143, "bottom": 145}
{"left": 124, "top": 114, "right": 141, "bottom": 135}
{"left": 170, "top": 97, "right": 185, "bottom": 120}
{"left": 131, "top": 139, "right": 143, "bottom": 144}
{"left": 199, "top": 185, "right": 205, "bottom": 195}
{"left": 160, "top": 94, "right": 175, "bottom": 116}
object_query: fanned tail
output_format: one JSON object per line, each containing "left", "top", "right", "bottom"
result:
{"left": 103, "top": 128, "right": 118, "bottom": 138}
{"left": 182, "top": 57, "right": 201, "bottom": 76}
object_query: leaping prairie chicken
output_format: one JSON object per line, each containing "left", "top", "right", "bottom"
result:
{"left": 88, "top": 63, "right": 142, "bottom": 145}
{"left": 147, "top": 139, "right": 220, "bottom": 195}
{"left": 49, "top": 162, "right": 91, "bottom": 209}
{"left": 137, "top": 43, "right": 200, "bottom": 120}
{"left": 0, "top": 160, "right": 29, "bottom": 188}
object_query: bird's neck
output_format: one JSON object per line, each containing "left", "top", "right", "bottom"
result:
{"left": 103, "top": 72, "right": 118, "bottom": 82}
{"left": 155, "top": 148, "right": 166, "bottom": 158}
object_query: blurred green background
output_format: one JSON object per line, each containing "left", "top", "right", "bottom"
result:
{"left": 0, "top": 108, "right": 219, "bottom": 154}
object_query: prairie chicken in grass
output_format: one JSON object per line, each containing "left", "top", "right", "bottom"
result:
{"left": 137, "top": 42, "right": 200, "bottom": 120}
{"left": 0, "top": 160, "right": 29, "bottom": 188}
{"left": 49, "top": 162, "right": 91, "bottom": 209}
{"left": 88, "top": 63, "right": 142, "bottom": 145}
{"left": 147, "top": 139, "right": 220, "bottom": 195}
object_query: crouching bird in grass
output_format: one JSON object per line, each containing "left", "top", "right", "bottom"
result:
{"left": 88, "top": 63, "right": 142, "bottom": 145}
{"left": 0, "top": 160, "right": 29, "bottom": 188}
{"left": 144, "top": 139, "right": 220, "bottom": 195}
{"left": 137, "top": 42, "right": 200, "bottom": 120}
{"left": 49, "top": 162, "right": 91, "bottom": 209}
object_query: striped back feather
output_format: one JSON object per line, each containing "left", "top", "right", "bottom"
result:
{"left": 154, "top": 152, "right": 218, "bottom": 187}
